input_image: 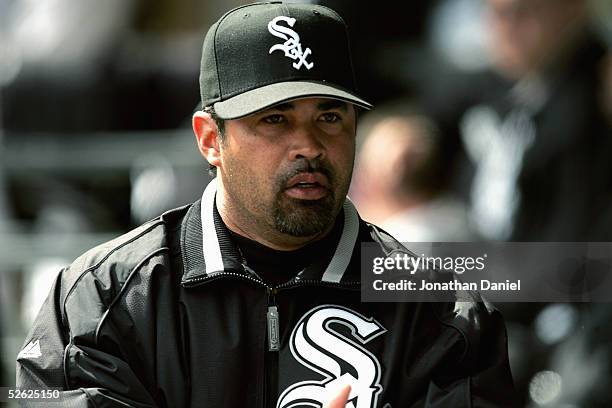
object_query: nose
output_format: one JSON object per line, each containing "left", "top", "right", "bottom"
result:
{"left": 287, "top": 125, "right": 325, "bottom": 161}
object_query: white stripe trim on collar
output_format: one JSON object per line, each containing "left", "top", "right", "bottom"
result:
{"left": 201, "top": 178, "right": 359, "bottom": 281}
{"left": 321, "top": 199, "right": 360, "bottom": 283}
{"left": 201, "top": 178, "right": 224, "bottom": 274}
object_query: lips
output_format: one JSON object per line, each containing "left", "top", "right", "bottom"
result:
{"left": 284, "top": 172, "right": 330, "bottom": 200}
{"left": 286, "top": 172, "right": 329, "bottom": 189}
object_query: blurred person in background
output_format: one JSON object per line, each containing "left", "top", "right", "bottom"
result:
{"left": 462, "top": 4, "right": 612, "bottom": 404}
{"left": 419, "top": 1, "right": 612, "bottom": 404}
{"left": 433, "top": 0, "right": 611, "bottom": 241}
{"left": 350, "top": 105, "right": 474, "bottom": 242}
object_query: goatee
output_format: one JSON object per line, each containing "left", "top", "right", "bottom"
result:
{"left": 273, "top": 160, "right": 339, "bottom": 237}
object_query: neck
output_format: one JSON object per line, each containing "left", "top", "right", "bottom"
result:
{"left": 215, "top": 187, "right": 334, "bottom": 251}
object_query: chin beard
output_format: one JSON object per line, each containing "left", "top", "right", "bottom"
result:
{"left": 272, "top": 195, "right": 339, "bottom": 237}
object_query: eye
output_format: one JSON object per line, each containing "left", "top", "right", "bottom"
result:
{"left": 262, "top": 114, "right": 286, "bottom": 124}
{"left": 319, "top": 112, "right": 342, "bottom": 123}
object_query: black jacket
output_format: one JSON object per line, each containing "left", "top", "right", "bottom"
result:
{"left": 16, "top": 181, "right": 516, "bottom": 407}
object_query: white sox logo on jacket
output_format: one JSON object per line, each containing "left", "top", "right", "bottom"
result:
{"left": 277, "top": 305, "right": 386, "bottom": 408}
{"left": 268, "top": 16, "right": 314, "bottom": 70}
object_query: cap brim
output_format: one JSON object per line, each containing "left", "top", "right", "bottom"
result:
{"left": 213, "top": 81, "right": 372, "bottom": 119}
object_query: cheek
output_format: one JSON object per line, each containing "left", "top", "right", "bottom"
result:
{"left": 222, "top": 143, "right": 280, "bottom": 195}
{"left": 244, "top": 145, "right": 284, "bottom": 183}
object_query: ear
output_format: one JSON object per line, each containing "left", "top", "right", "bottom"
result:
{"left": 193, "top": 110, "right": 222, "bottom": 169}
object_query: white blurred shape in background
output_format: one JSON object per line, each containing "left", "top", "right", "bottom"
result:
{"left": 21, "top": 258, "right": 68, "bottom": 327}
{"left": 534, "top": 304, "right": 578, "bottom": 346}
{"left": 4, "top": 0, "right": 136, "bottom": 81}
{"left": 131, "top": 154, "right": 177, "bottom": 225}
{"left": 529, "top": 370, "right": 562, "bottom": 406}
{"left": 428, "top": 0, "right": 489, "bottom": 71}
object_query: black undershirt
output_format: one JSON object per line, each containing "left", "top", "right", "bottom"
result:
{"left": 227, "top": 220, "right": 343, "bottom": 287}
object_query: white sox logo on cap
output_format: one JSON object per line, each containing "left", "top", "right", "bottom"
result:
{"left": 268, "top": 16, "right": 314, "bottom": 70}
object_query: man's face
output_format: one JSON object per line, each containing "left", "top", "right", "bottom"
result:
{"left": 217, "top": 98, "right": 356, "bottom": 239}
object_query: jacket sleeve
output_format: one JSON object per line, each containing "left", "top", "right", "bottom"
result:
{"left": 425, "top": 298, "right": 519, "bottom": 408}
{"left": 16, "top": 269, "right": 158, "bottom": 408}
{"left": 466, "top": 301, "right": 517, "bottom": 407}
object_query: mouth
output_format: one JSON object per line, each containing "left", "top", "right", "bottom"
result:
{"left": 284, "top": 173, "right": 330, "bottom": 200}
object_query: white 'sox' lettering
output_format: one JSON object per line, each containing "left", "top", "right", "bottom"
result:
{"left": 277, "top": 305, "right": 386, "bottom": 408}
{"left": 268, "top": 16, "right": 314, "bottom": 70}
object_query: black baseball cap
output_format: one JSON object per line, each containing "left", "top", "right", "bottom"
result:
{"left": 199, "top": 1, "right": 372, "bottom": 119}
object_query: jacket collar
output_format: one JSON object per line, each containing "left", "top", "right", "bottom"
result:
{"left": 181, "top": 178, "right": 361, "bottom": 285}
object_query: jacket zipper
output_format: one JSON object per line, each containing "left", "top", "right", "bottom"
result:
{"left": 265, "top": 287, "right": 279, "bottom": 408}
{"left": 182, "top": 272, "right": 359, "bottom": 407}
{"left": 235, "top": 265, "right": 281, "bottom": 405}
{"left": 267, "top": 290, "right": 280, "bottom": 352}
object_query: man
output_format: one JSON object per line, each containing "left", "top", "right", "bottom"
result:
{"left": 16, "top": 2, "right": 515, "bottom": 407}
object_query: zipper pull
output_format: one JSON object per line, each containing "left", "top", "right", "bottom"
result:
{"left": 267, "top": 305, "right": 280, "bottom": 351}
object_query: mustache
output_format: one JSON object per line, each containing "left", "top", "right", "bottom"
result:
{"left": 277, "top": 159, "right": 335, "bottom": 189}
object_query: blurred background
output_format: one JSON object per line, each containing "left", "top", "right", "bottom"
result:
{"left": 0, "top": 0, "right": 611, "bottom": 406}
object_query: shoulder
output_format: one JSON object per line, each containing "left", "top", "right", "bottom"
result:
{"left": 359, "top": 219, "right": 409, "bottom": 256}
{"left": 361, "top": 219, "right": 507, "bottom": 360}
{"left": 58, "top": 204, "right": 192, "bottom": 339}
{"left": 432, "top": 293, "right": 507, "bottom": 366}
{"left": 62, "top": 219, "right": 165, "bottom": 286}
